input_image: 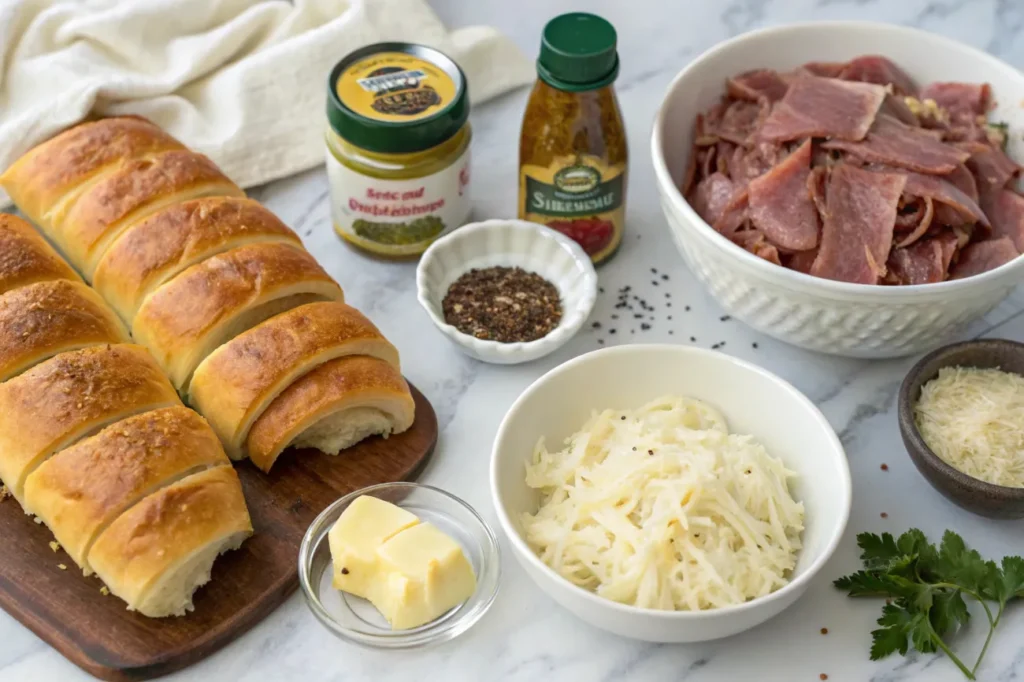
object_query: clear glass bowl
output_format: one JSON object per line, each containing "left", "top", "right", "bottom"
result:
{"left": 298, "top": 482, "right": 501, "bottom": 648}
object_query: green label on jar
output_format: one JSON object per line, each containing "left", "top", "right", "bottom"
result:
{"left": 524, "top": 164, "right": 624, "bottom": 218}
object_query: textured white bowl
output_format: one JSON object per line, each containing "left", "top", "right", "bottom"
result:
{"left": 652, "top": 21, "right": 1024, "bottom": 358}
{"left": 416, "top": 219, "right": 597, "bottom": 364}
{"left": 490, "top": 344, "right": 851, "bottom": 643}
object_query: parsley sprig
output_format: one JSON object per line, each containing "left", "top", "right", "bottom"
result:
{"left": 834, "top": 529, "right": 1024, "bottom": 680}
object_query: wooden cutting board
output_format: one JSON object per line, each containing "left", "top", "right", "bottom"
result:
{"left": 0, "top": 383, "right": 438, "bottom": 682}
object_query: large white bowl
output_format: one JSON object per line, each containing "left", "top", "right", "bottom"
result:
{"left": 490, "top": 344, "right": 851, "bottom": 643}
{"left": 652, "top": 22, "right": 1024, "bottom": 358}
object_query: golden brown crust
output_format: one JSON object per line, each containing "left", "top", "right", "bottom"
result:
{"left": 0, "top": 117, "right": 185, "bottom": 228}
{"left": 94, "top": 197, "right": 301, "bottom": 324}
{"left": 0, "top": 279, "right": 130, "bottom": 383}
{"left": 23, "top": 406, "right": 229, "bottom": 568}
{"left": 0, "top": 344, "right": 181, "bottom": 500}
{"left": 87, "top": 465, "right": 252, "bottom": 613}
{"left": 189, "top": 301, "right": 400, "bottom": 458}
{"left": 132, "top": 242, "right": 343, "bottom": 389}
{"left": 248, "top": 356, "right": 415, "bottom": 472}
{"left": 53, "top": 150, "right": 243, "bottom": 276}
{"left": 0, "top": 214, "right": 81, "bottom": 296}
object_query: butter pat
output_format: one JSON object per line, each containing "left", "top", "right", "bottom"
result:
{"left": 329, "top": 495, "right": 419, "bottom": 598}
{"left": 369, "top": 523, "right": 477, "bottom": 630}
{"left": 328, "top": 496, "right": 477, "bottom": 630}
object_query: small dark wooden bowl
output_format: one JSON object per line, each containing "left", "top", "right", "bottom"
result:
{"left": 899, "top": 339, "right": 1024, "bottom": 519}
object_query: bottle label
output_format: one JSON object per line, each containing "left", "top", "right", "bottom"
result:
{"left": 326, "top": 148, "right": 471, "bottom": 256}
{"left": 335, "top": 52, "right": 456, "bottom": 123}
{"left": 519, "top": 154, "right": 626, "bottom": 263}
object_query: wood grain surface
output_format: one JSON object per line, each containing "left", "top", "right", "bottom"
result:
{"left": 0, "top": 383, "right": 438, "bottom": 682}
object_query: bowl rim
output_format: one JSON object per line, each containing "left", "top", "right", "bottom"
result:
{"left": 898, "top": 338, "right": 1024, "bottom": 498}
{"left": 650, "top": 20, "right": 1024, "bottom": 298}
{"left": 415, "top": 218, "right": 598, "bottom": 354}
{"left": 489, "top": 343, "right": 853, "bottom": 620}
{"left": 297, "top": 481, "right": 502, "bottom": 648}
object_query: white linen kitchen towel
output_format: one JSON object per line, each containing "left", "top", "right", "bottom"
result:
{"left": 0, "top": 0, "right": 534, "bottom": 207}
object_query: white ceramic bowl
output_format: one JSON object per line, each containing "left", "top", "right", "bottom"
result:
{"left": 490, "top": 344, "right": 851, "bottom": 643}
{"left": 652, "top": 21, "right": 1024, "bottom": 358}
{"left": 417, "top": 219, "right": 598, "bottom": 364}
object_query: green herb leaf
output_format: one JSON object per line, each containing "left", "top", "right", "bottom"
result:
{"left": 870, "top": 603, "right": 913, "bottom": 660}
{"left": 937, "top": 531, "right": 1000, "bottom": 600}
{"left": 931, "top": 589, "right": 970, "bottom": 638}
{"left": 998, "top": 556, "right": 1024, "bottom": 604}
{"left": 833, "top": 569, "right": 919, "bottom": 599}
{"left": 910, "top": 612, "right": 937, "bottom": 655}
{"left": 857, "top": 532, "right": 901, "bottom": 568}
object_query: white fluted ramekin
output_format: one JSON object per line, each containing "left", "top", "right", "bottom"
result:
{"left": 652, "top": 22, "right": 1024, "bottom": 358}
{"left": 416, "top": 219, "right": 598, "bottom": 364}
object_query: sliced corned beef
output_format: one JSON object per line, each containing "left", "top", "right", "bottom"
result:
{"left": 797, "top": 61, "right": 846, "bottom": 78}
{"left": 748, "top": 140, "right": 819, "bottom": 251}
{"left": 880, "top": 93, "right": 920, "bottom": 126}
{"left": 960, "top": 141, "right": 1021, "bottom": 196}
{"left": 786, "top": 249, "right": 819, "bottom": 274}
{"left": 727, "top": 69, "right": 789, "bottom": 103}
{"left": 981, "top": 189, "right": 1024, "bottom": 251}
{"left": 951, "top": 237, "right": 1019, "bottom": 279}
{"left": 758, "top": 75, "right": 886, "bottom": 142}
{"left": 903, "top": 172, "right": 989, "bottom": 227}
{"left": 822, "top": 115, "right": 969, "bottom": 174}
{"left": 733, "top": 229, "right": 782, "bottom": 265}
{"left": 715, "top": 189, "right": 750, "bottom": 238}
{"left": 810, "top": 164, "right": 906, "bottom": 284}
{"left": 807, "top": 165, "right": 829, "bottom": 218}
{"left": 894, "top": 197, "right": 934, "bottom": 248}
{"left": 888, "top": 238, "right": 947, "bottom": 284}
{"left": 839, "top": 55, "right": 917, "bottom": 96}
{"left": 691, "top": 172, "right": 739, "bottom": 226}
{"left": 921, "top": 82, "right": 992, "bottom": 117}
{"left": 716, "top": 99, "right": 765, "bottom": 145}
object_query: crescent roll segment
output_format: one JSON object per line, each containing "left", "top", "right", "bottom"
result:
{"left": 0, "top": 117, "right": 185, "bottom": 231}
{"left": 87, "top": 464, "right": 252, "bottom": 618}
{"left": 51, "top": 150, "right": 244, "bottom": 278}
{"left": 23, "top": 406, "right": 230, "bottom": 575}
{"left": 190, "top": 302, "right": 400, "bottom": 459}
{"left": 132, "top": 242, "right": 344, "bottom": 391}
{"left": 0, "top": 344, "right": 181, "bottom": 502}
{"left": 0, "top": 214, "right": 81, "bottom": 296}
{"left": 0, "top": 280, "right": 130, "bottom": 383}
{"left": 248, "top": 356, "right": 415, "bottom": 473}
{"left": 94, "top": 197, "right": 301, "bottom": 325}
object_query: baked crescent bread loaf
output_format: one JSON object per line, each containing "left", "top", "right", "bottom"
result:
{"left": 94, "top": 197, "right": 301, "bottom": 325}
{"left": 132, "top": 242, "right": 344, "bottom": 390}
{"left": 0, "top": 214, "right": 81, "bottom": 296}
{"left": 0, "top": 117, "right": 185, "bottom": 230}
{"left": 190, "top": 302, "right": 400, "bottom": 459}
{"left": 0, "top": 344, "right": 181, "bottom": 501}
{"left": 23, "top": 406, "right": 230, "bottom": 574}
{"left": 51, "top": 150, "right": 244, "bottom": 277}
{"left": 248, "top": 356, "right": 415, "bottom": 473}
{"left": 87, "top": 464, "right": 252, "bottom": 618}
{"left": 0, "top": 279, "right": 130, "bottom": 382}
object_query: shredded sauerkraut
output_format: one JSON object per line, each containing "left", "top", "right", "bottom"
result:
{"left": 522, "top": 396, "right": 805, "bottom": 611}
{"left": 915, "top": 366, "right": 1024, "bottom": 487}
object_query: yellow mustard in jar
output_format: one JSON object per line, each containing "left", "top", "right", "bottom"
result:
{"left": 325, "top": 43, "right": 472, "bottom": 257}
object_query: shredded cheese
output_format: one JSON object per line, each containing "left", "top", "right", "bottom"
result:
{"left": 522, "top": 395, "right": 805, "bottom": 611}
{"left": 915, "top": 366, "right": 1024, "bottom": 487}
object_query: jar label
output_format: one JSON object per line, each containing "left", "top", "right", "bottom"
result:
{"left": 519, "top": 154, "right": 626, "bottom": 263}
{"left": 336, "top": 52, "right": 457, "bottom": 123}
{"left": 326, "top": 148, "right": 471, "bottom": 256}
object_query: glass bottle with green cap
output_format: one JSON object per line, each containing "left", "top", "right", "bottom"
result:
{"left": 519, "top": 12, "right": 627, "bottom": 264}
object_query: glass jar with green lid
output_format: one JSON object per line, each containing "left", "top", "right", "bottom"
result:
{"left": 325, "top": 42, "right": 472, "bottom": 258}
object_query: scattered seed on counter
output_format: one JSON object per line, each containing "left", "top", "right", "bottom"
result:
{"left": 641, "top": 323, "right": 650, "bottom": 331}
{"left": 442, "top": 266, "right": 562, "bottom": 343}
{"left": 599, "top": 287, "right": 605, "bottom": 293}
{"left": 752, "top": 342, "right": 759, "bottom": 349}
{"left": 881, "top": 512, "right": 889, "bottom": 519}
{"left": 667, "top": 302, "right": 672, "bottom": 308}
{"left": 592, "top": 321, "right": 601, "bottom": 329}
{"left": 820, "top": 675, "right": 828, "bottom": 681}
{"left": 668, "top": 316, "right": 672, "bottom": 320}
{"left": 652, "top": 280, "right": 659, "bottom": 286}
{"left": 720, "top": 315, "right": 731, "bottom": 322}
{"left": 690, "top": 336, "right": 696, "bottom": 342}
{"left": 881, "top": 463, "right": 889, "bottom": 471}
{"left": 669, "top": 330, "right": 674, "bottom": 335}
{"left": 651, "top": 267, "right": 657, "bottom": 274}
{"left": 685, "top": 305, "right": 691, "bottom": 311}
{"left": 820, "top": 627, "right": 828, "bottom": 635}
{"left": 631, "top": 329, "right": 635, "bottom": 334}
{"left": 611, "top": 314, "right": 618, "bottom": 320}
{"left": 661, "top": 274, "right": 669, "bottom": 280}
{"left": 609, "top": 329, "right": 617, "bottom": 334}
{"left": 597, "top": 339, "right": 605, "bottom": 345}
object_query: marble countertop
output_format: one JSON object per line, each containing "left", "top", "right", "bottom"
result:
{"left": 4, "top": 0, "right": 1024, "bottom": 680}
